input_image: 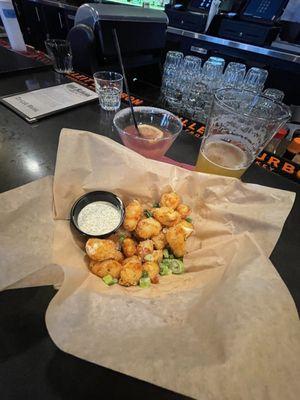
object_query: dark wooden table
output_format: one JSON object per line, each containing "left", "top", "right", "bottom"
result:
{"left": 0, "top": 67, "right": 299, "bottom": 400}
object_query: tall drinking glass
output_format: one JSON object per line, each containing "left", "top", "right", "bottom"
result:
{"left": 187, "top": 58, "right": 224, "bottom": 124}
{"left": 222, "top": 62, "right": 246, "bottom": 88}
{"left": 207, "top": 56, "right": 225, "bottom": 70}
{"left": 263, "top": 88, "right": 285, "bottom": 101}
{"left": 183, "top": 55, "right": 202, "bottom": 71}
{"left": 45, "top": 39, "right": 73, "bottom": 73}
{"left": 243, "top": 67, "right": 268, "bottom": 92}
{"left": 162, "top": 52, "right": 183, "bottom": 100}
{"left": 195, "top": 88, "right": 291, "bottom": 178}
{"left": 179, "top": 56, "right": 202, "bottom": 109}
{"left": 202, "top": 57, "right": 225, "bottom": 76}
{"left": 93, "top": 71, "right": 123, "bottom": 111}
{"left": 165, "top": 55, "right": 200, "bottom": 110}
{"left": 164, "top": 51, "right": 183, "bottom": 69}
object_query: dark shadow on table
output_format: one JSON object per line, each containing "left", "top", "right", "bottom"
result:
{"left": 46, "top": 345, "right": 193, "bottom": 400}
{"left": 0, "top": 287, "right": 53, "bottom": 361}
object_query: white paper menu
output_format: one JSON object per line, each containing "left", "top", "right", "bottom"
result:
{"left": 1, "top": 82, "right": 98, "bottom": 122}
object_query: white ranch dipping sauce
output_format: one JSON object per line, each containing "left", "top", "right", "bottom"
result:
{"left": 77, "top": 201, "right": 121, "bottom": 235}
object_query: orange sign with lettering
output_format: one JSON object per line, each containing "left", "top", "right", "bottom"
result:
{"left": 256, "top": 151, "right": 299, "bottom": 182}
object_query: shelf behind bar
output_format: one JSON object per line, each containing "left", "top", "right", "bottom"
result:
{"left": 167, "top": 26, "right": 300, "bottom": 64}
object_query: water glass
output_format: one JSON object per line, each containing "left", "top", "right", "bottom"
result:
{"left": 222, "top": 62, "right": 246, "bottom": 88}
{"left": 195, "top": 88, "right": 291, "bottom": 178}
{"left": 45, "top": 39, "right": 73, "bottom": 74}
{"left": 183, "top": 55, "right": 202, "bottom": 73}
{"left": 182, "top": 56, "right": 202, "bottom": 87}
{"left": 263, "top": 88, "right": 285, "bottom": 101}
{"left": 179, "top": 56, "right": 202, "bottom": 101}
{"left": 164, "top": 55, "right": 200, "bottom": 108}
{"left": 243, "top": 67, "right": 268, "bottom": 92}
{"left": 93, "top": 71, "right": 123, "bottom": 111}
{"left": 207, "top": 56, "right": 225, "bottom": 69}
{"left": 182, "top": 81, "right": 205, "bottom": 119}
{"left": 186, "top": 58, "right": 224, "bottom": 123}
{"left": 161, "top": 51, "right": 183, "bottom": 96}
{"left": 202, "top": 58, "right": 225, "bottom": 86}
{"left": 164, "top": 78, "right": 183, "bottom": 110}
{"left": 164, "top": 51, "right": 183, "bottom": 69}
{"left": 203, "top": 58, "right": 224, "bottom": 75}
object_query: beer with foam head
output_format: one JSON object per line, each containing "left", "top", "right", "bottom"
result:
{"left": 195, "top": 140, "right": 249, "bottom": 178}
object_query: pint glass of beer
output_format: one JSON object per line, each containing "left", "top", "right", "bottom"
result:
{"left": 195, "top": 88, "right": 291, "bottom": 178}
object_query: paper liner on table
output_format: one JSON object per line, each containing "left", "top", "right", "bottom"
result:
{"left": 0, "top": 129, "right": 299, "bottom": 400}
{"left": 0, "top": 177, "right": 56, "bottom": 291}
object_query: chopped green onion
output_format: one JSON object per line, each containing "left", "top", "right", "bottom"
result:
{"left": 169, "top": 259, "right": 184, "bottom": 274}
{"left": 163, "top": 248, "right": 175, "bottom": 259}
{"left": 153, "top": 202, "right": 160, "bottom": 208}
{"left": 119, "top": 234, "right": 126, "bottom": 243}
{"left": 144, "top": 254, "right": 153, "bottom": 262}
{"left": 102, "top": 274, "right": 118, "bottom": 286}
{"left": 160, "top": 259, "right": 184, "bottom": 274}
{"left": 159, "top": 262, "right": 172, "bottom": 276}
{"left": 142, "top": 270, "right": 149, "bottom": 278}
{"left": 160, "top": 259, "right": 172, "bottom": 267}
{"left": 185, "top": 217, "right": 193, "bottom": 223}
{"left": 139, "top": 276, "right": 151, "bottom": 288}
{"left": 144, "top": 209, "right": 153, "bottom": 218}
{"left": 163, "top": 249, "right": 169, "bottom": 259}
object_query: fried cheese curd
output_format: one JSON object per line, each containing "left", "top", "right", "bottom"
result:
{"left": 142, "top": 261, "right": 159, "bottom": 284}
{"left": 152, "top": 232, "right": 167, "bottom": 250}
{"left": 119, "top": 256, "right": 143, "bottom": 286}
{"left": 151, "top": 249, "right": 163, "bottom": 263}
{"left": 135, "top": 217, "right": 162, "bottom": 239}
{"left": 123, "top": 200, "right": 143, "bottom": 231}
{"left": 160, "top": 192, "right": 181, "bottom": 209}
{"left": 165, "top": 220, "right": 194, "bottom": 258}
{"left": 90, "top": 259, "right": 122, "bottom": 279}
{"left": 122, "top": 237, "right": 137, "bottom": 258}
{"left": 176, "top": 203, "right": 191, "bottom": 219}
{"left": 86, "top": 239, "right": 121, "bottom": 262}
{"left": 152, "top": 207, "right": 181, "bottom": 227}
{"left": 136, "top": 240, "right": 154, "bottom": 260}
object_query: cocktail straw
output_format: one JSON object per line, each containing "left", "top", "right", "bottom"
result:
{"left": 113, "top": 29, "right": 141, "bottom": 136}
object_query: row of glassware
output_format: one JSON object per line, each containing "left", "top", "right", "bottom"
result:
{"left": 160, "top": 51, "right": 285, "bottom": 124}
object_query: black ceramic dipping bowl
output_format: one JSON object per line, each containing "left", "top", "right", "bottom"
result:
{"left": 70, "top": 191, "right": 125, "bottom": 249}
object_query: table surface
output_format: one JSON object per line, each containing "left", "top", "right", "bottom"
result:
{"left": 0, "top": 68, "right": 299, "bottom": 400}
{"left": 0, "top": 46, "right": 49, "bottom": 76}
